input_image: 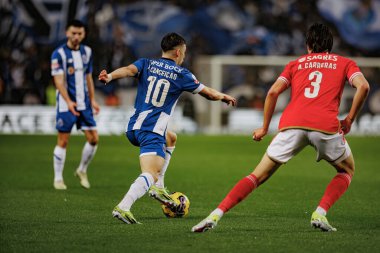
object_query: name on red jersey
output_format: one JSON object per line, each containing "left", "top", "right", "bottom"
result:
{"left": 297, "top": 62, "right": 337, "bottom": 70}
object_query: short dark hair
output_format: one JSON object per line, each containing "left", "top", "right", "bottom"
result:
{"left": 66, "top": 19, "right": 86, "bottom": 30}
{"left": 306, "top": 23, "right": 333, "bottom": 53}
{"left": 161, "top": 33, "right": 186, "bottom": 52}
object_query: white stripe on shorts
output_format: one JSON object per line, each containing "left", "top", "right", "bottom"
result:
{"left": 140, "top": 152, "right": 157, "bottom": 157}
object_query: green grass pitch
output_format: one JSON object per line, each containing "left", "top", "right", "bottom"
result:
{"left": 1, "top": 134, "right": 379, "bottom": 252}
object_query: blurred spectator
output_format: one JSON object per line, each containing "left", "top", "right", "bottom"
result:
{"left": 318, "top": 0, "right": 380, "bottom": 53}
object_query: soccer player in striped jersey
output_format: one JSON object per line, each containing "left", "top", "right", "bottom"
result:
{"left": 192, "top": 23, "right": 370, "bottom": 232}
{"left": 51, "top": 20, "right": 100, "bottom": 190}
{"left": 99, "top": 33, "right": 236, "bottom": 224}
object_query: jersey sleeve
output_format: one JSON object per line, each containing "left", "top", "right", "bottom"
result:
{"left": 51, "top": 50, "right": 64, "bottom": 76}
{"left": 346, "top": 59, "right": 362, "bottom": 86}
{"left": 132, "top": 58, "right": 146, "bottom": 77}
{"left": 277, "top": 61, "right": 293, "bottom": 87}
{"left": 181, "top": 70, "right": 205, "bottom": 94}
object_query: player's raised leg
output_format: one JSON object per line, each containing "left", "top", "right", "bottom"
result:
{"left": 311, "top": 153, "right": 354, "bottom": 232}
{"left": 149, "top": 130, "right": 176, "bottom": 204}
{"left": 112, "top": 154, "right": 164, "bottom": 224}
{"left": 192, "top": 154, "right": 281, "bottom": 232}
{"left": 53, "top": 132, "right": 70, "bottom": 190}
{"left": 75, "top": 130, "right": 98, "bottom": 189}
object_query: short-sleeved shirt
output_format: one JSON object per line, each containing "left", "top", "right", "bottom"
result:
{"left": 277, "top": 53, "right": 362, "bottom": 134}
{"left": 127, "top": 58, "right": 204, "bottom": 136}
{"left": 51, "top": 43, "right": 93, "bottom": 112}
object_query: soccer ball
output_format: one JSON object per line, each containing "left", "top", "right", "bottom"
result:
{"left": 161, "top": 192, "right": 190, "bottom": 218}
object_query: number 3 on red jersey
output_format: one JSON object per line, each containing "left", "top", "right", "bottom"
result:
{"left": 304, "top": 71, "right": 322, "bottom": 98}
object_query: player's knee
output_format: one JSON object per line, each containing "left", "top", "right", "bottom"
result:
{"left": 149, "top": 171, "right": 159, "bottom": 182}
{"left": 156, "top": 168, "right": 162, "bottom": 177}
{"left": 142, "top": 168, "right": 160, "bottom": 182}
{"left": 88, "top": 135, "right": 99, "bottom": 145}
{"left": 337, "top": 166, "right": 354, "bottom": 177}
{"left": 334, "top": 159, "right": 355, "bottom": 177}
{"left": 346, "top": 164, "right": 355, "bottom": 177}
{"left": 89, "top": 139, "right": 98, "bottom": 146}
{"left": 347, "top": 159, "right": 355, "bottom": 176}
{"left": 58, "top": 140, "right": 69, "bottom": 148}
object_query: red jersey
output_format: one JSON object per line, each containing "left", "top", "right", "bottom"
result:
{"left": 278, "top": 53, "right": 362, "bottom": 134}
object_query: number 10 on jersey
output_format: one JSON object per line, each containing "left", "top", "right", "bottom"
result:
{"left": 145, "top": 76, "right": 171, "bottom": 107}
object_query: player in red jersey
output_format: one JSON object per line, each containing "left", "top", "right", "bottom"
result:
{"left": 192, "top": 23, "right": 370, "bottom": 232}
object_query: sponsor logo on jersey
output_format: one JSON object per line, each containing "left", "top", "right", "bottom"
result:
{"left": 298, "top": 57, "right": 306, "bottom": 63}
{"left": 306, "top": 54, "right": 338, "bottom": 61}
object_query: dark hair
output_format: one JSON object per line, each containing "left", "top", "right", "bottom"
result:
{"left": 66, "top": 19, "right": 86, "bottom": 30}
{"left": 161, "top": 33, "right": 186, "bottom": 52}
{"left": 306, "top": 23, "right": 333, "bottom": 53}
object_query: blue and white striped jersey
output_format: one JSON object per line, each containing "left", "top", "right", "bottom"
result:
{"left": 128, "top": 58, "right": 204, "bottom": 136}
{"left": 51, "top": 43, "right": 93, "bottom": 112}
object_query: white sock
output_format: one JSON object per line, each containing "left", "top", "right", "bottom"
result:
{"left": 53, "top": 146, "right": 66, "bottom": 182}
{"left": 118, "top": 172, "right": 154, "bottom": 211}
{"left": 210, "top": 208, "right": 224, "bottom": 218}
{"left": 316, "top": 206, "right": 327, "bottom": 216}
{"left": 155, "top": 146, "right": 175, "bottom": 188}
{"left": 77, "top": 142, "right": 97, "bottom": 173}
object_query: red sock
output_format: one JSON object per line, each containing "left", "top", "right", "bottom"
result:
{"left": 318, "top": 172, "right": 352, "bottom": 212}
{"left": 218, "top": 174, "right": 259, "bottom": 213}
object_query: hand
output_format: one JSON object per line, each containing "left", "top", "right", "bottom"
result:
{"left": 252, "top": 127, "right": 268, "bottom": 141}
{"left": 91, "top": 100, "right": 100, "bottom": 115}
{"left": 340, "top": 116, "right": 353, "bottom": 135}
{"left": 222, "top": 94, "right": 237, "bottom": 106}
{"left": 98, "top": 70, "right": 112, "bottom": 84}
{"left": 67, "top": 100, "right": 80, "bottom": 116}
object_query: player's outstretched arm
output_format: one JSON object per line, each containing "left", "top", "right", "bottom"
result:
{"left": 340, "top": 74, "right": 370, "bottom": 134}
{"left": 98, "top": 64, "right": 139, "bottom": 84}
{"left": 198, "top": 86, "right": 236, "bottom": 106}
{"left": 253, "top": 79, "right": 287, "bottom": 141}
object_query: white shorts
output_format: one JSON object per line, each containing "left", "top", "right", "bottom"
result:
{"left": 266, "top": 129, "right": 351, "bottom": 164}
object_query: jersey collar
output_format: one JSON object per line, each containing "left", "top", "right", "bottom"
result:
{"left": 161, "top": 57, "right": 175, "bottom": 63}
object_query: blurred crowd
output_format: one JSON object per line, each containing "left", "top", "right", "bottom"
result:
{"left": 1, "top": 0, "right": 379, "bottom": 114}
